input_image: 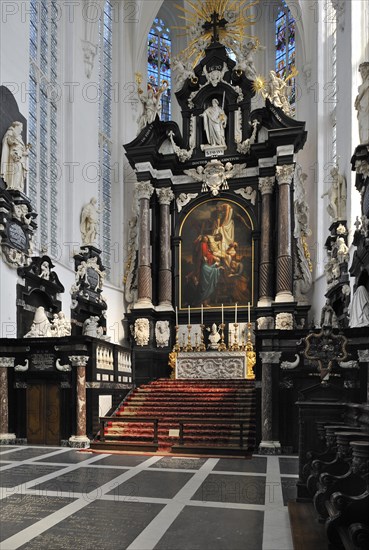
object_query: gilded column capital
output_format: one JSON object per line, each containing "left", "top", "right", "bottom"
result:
{"left": 136, "top": 181, "right": 154, "bottom": 201}
{"left": 156, "top": 187, "right": 175, "bottom": 206}
{"left": 276, "top": 164, "right": 294, "bottom": 186}
{"left": 258, "top": 177, "right": 275, "bottom": 195}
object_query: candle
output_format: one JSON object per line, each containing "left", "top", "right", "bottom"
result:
{"left": 248, "top": 302, "right": 251, "bottom": 324}
{"left": 221, "top": 303, "right": 224, "bottom": 324}
{"left": 175, "top": 306, "right": 178, "bottom": 326}
{"left": 235, "top": 303, "right": 237, "bottom": 324}
{"left": 188, "top": 305, "right": 190, "bottom": 325}
{"left": 201, "top": 304, "right": 203, "bottom": 325}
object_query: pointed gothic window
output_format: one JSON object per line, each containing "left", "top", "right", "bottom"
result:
{"left": 147, "top": 17, "right": 171, "bottom": 121}
{"left": 98, "top": 0, "right": 113, "bottom": 277}
{"left": 275, "top": 0, "right": 296, "bottom": 112}
{"left": 29, "top": 0, "right": 59, "bottom": 256}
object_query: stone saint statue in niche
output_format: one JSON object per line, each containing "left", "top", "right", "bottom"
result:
{"left": 80, "top": 197, "right": 99, "bottom": 245}
{"left": 355, "top": 61, "right": 369, "bottom": 144}
{"left": 200, "top": 99, "right": 227, "bottom": 147}
{"left": 1, "top": 121, "right": 31, "bottom": 192}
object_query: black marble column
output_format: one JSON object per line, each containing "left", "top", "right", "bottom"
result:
{"left": 275, "top": 164, "right": 295, "bottom": 303}
{"left": 135, "top": 181, "right": 154, "bottom": 308}
{"left": 258, "top": 176, "right": 275, "bottom": 305}
{"left": 156, "top": 187, "right": 174, "bottom": 309}
{"left": 0, "top": 357, "right": 16, "bottom": 443}
{"left": 258, "top": 351, "right": 282, "bottom": 455}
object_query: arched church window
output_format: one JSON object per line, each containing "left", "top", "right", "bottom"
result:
{"left": 275, "top": 0, "right": 296, "bottom": 113}
{"left": 98, "top": 0, "right": 113, "bottom": 277}
{"left": 147, "top": 17, "right": 171, "bottom": 121}
{"left": 29, "top": 0, "right": 59, "bottom": 256}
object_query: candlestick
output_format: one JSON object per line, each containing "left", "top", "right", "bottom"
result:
{"left": 221, "top": 303, "right": 224, "bottom": 324}
{"left": 175, "top": 306, "right": 178, "bottom": 326}
{"left": 218, "top": 322, "right": 227, "bottom": 351}
{"left": 248, "top": 302, "right": 251, "bottom": 324}
{"left": 201, "top": 304, "right": 203, "bottom": 325}
{"left": 235, "top": 303, "right": 237, "bottom": 324}
{"left": 188, "top": 305, "right": 190, "bottom": 325}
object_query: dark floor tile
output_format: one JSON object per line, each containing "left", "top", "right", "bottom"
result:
{"left": 108, "top": 470, "right": 193, "bottom": 499}
{"left": 155, "top": 505, "right": 264, "bottom": 550}
{"left": 0, "top": 464, "right": 62, "bottom": 488}
{"left": 281, "top": 477, "right": 297, "bottom": 506}
{"left": 213, "top": 456, "right": 267, "bottom": 473}
{"left": 150, "top": 457, "right": 207, "bottom": 470}
{"left": 38, "top": 451, "right": 94, "bottom": 464}
{"left": 0, "top": 446, "right": 20, "bottom": 454}
{"left": 94, "top": 454, "right": 151, "bottom": 467}
{"left": 32, "top": 466, "right": 124, "bottom": 496}
{"left": 18, "top": 500, "right": 164, "bottom": 550}
{"left": 279, "top": 457, "right": 299, "bottom": 475}
{"left": 0, "top": 494, "right": 75, "bottom": 541}
{"left": 0, "top": 447, "right": 58, "bottom": 461}
{"left": 191, "top": 473, "right": 266, "bottom": 504}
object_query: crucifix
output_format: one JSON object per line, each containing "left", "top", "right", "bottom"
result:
{"left": 202, "top": 11, "right": 227, "bottom": 43}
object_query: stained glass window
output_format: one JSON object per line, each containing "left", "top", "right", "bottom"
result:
{"left": 147, "top": 18, "right": 171, "bottom": 121}
{"left": 275, "top": 0, "right": 296, "bottom": 113}
{"left": 29, "top": 0, "right": 59, "bottom": 256}
{"left": 98, "top": 0, "right": 113, "bottom": 277}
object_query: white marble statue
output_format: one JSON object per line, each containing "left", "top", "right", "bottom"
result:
{"left": 155, "top": 320, "right": 170, "bottom": 348}
{"left": 25, "top": 306, "right": 52, "bottom": 337}
{"left": 83, "top": 315, "right": 104, "bottom": 338}
{"left": 1, "top": 121, "right": 31, "bottom": 192}
{"left": 172, "top": 56, "right": 196, "bottom": 90}
{"left": 39, "top": 260, "right": 50, "bottom": 280}
{"left": 321, "top": 166, "right": 347, "bottom": 221}
{"left": 207, "top": 323, "right": 221, "bottom": 349}
{"left": 80, "top": 197, "right": 99, "bottom": 245}
{"left": 349, "top": 285, "right": 369, "bottom": 327}
{"left": 320, "top": 299, "right": 337, "bottom": 328}
{"left": 13, "top": 203, "right": 31, "bottom": 225}
{"left": 200, "top": 99, "right": 227, "bottom": 147}
{"left": 134, "top": 318, "right": 150, "bottom": 346}
{"left": 233, "top": 39, "right": 258, "bottom": 80}
{"left": 137, "top": 86, "right": 165, "bottom": 133}
{"left": 51, "top": 312, "right": 72, "bottom": 337}
{"left": 264, "top": 71, "right": 292, "bottom": 116}
{"left": 336, "top": 237, "right": 349, "bottom": 263}
{"left": 355, "top": 62, "right": 369, "bottom": 144}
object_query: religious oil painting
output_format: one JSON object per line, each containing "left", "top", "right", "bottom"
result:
{"left": 180, "top": 199, "right": 254, "bottom": 309}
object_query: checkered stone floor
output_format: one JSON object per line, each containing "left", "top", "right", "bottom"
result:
{"left": 0, "top": 446, "right": 298, "bottom": 550}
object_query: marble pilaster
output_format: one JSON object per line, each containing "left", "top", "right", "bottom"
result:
{"left": 258, "top": 177, "right": 275, "bottom": 306}
{"left": 258, "top": 351, "right": 282, "bottom": 454}
{"left": 0, "top": 357, "right": 16, "bottom": 443}
{"left": 135, "top": 181, "right": 154, "bottom": 308}
{"left": 275, "top": 165, "right": 294, "bottom": 303}
{"left": 358, "top": 349, "right": 369, "bottom": 402}
{"left": 68, "top": 355, "right": 90, "bottom": 448}
{"left": 156, "top": 187, "right": 175, "bottom": 309}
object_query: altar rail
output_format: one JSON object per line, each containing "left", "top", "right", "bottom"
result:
{"left": 99, "top": 416, "right": 159, "bottom": 444}
{"left": 178, "top": 418, "right": 248, "bottom": 448}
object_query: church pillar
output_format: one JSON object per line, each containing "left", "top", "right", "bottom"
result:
{"left": 135, "top": 181, "right": 154, "bottom": 308}
{"left": 68, "top": 355, "right": 90, "bottom": 448}
{"left": 275, "top": 164, "right": 295, "bottom": 302}
{"left": 156, "top": 187, "right": 175, "bottom": 309}
{"left": 258, "top": 351, "right": 282, "bottom": 455}
{"left": 0, "top": 357, "right": 16, "bottom": 442}
{"left": 258, "top": 177, "right": 275, "bottom": 305}
{"left": 358, "top": 350, "right": 369, "bottom": 402}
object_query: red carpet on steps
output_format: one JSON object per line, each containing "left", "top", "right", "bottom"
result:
{"left": 96, "top": 379, "right": 256, "bottom": 454}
